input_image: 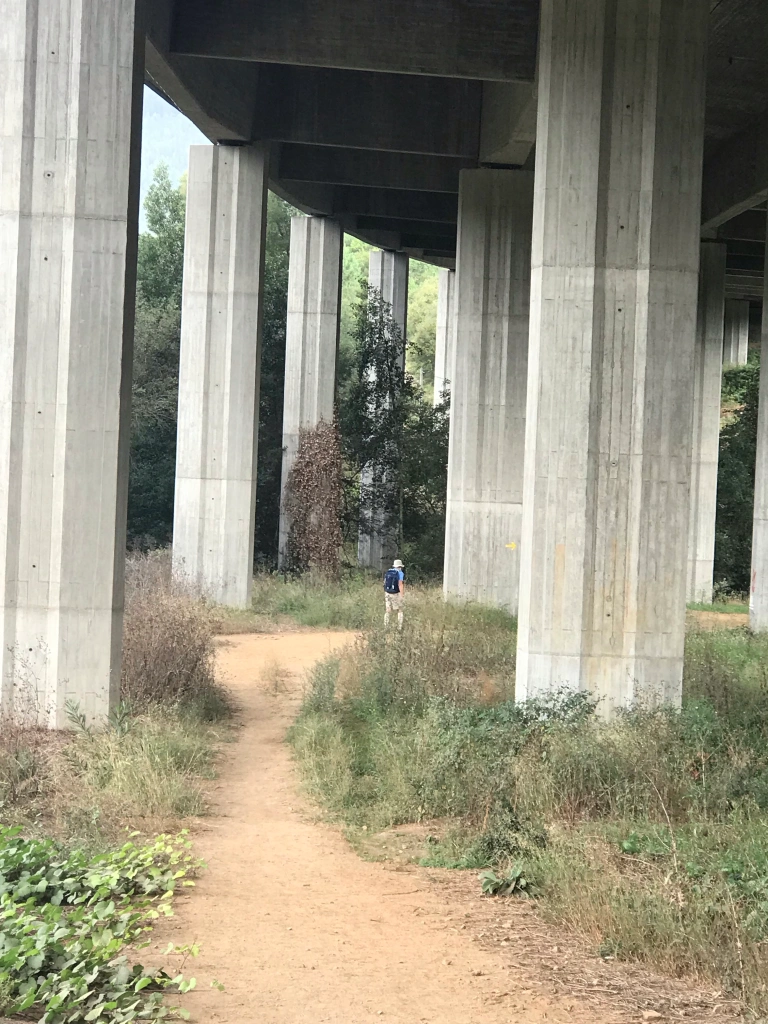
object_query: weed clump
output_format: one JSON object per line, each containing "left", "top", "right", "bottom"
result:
{"left": 122, "top": 551, "right": 233, "bottom": 719}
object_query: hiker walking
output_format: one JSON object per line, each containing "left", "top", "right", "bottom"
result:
{"left": 384, "top": 559, "right": 405, "bottom": 630}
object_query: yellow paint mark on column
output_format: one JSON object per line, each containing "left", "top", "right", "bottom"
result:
{"left": 506, "top": 543, "right": 517, "bottom": 550}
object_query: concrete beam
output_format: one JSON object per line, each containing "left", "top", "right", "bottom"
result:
{"left": 145, "top": 0, "right": 258, "bottom": 142}
{"left": 355, "top": 217, "right": 456, "bottom": 239}
{"left": 278, "top": 145, "right": 469, "bottom": 193}
{"left": 255, "top": 66, "right": 482, "bottom": 158}
{"left": 170, "top": 0, "right": 538, "bottom": 82}
{"left": 333, "top": 188, "right": 457, "bottom": 223}
{"left": 718, "top": 209, "right": 767, "bottom": 243}
{"left": 479, "top": 82, "right": 537, "bottom": 166}
{"left": 702, "top": 113, "right": 768, "bottom": 231}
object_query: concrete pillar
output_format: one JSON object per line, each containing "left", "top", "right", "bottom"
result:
{"left": 516, "top": 0, "right": 708, "bottom": 711}
{"left": 0, "top": 0, "right": 143, "bottom": 727}
{"left": 443, "top": 170, "right": 533, "bottom": 614}
{"left": 750, "top": 221, "right": 768, "bottom": 630}
{"left": 723, "top": 299, "right": 749, "bottom": 366}
{"left": 368, "top": 250, "right": 409, "bottom": 342}
{"left": 688, "top": 243, "right": 726, "bottom": 604}
{"left": 433, "top": 269, "right": 456, "bottom": 406}
{"left": 358, "top": 250, "right": 409, "bottom": 571}
{"left": 173, "top": 145, "right": 268, "bottom": 607}
{"left": 278, "top": 215, "right": 343, "bottom": 566}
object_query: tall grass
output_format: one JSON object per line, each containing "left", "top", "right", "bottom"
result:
{"left": 291, "top": 620, "right": 768, "bottom": 1012}
{"left": 0, "top": 552, "right": 233, "bottom": 840}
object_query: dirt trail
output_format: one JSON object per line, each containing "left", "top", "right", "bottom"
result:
{"left": 155, "top": 632, "right": 738, "bottom": 1024}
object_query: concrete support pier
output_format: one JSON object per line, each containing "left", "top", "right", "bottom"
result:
{"left": 279, "top": 216, "right": 343, "bottom": 566}
{"left": 516, "top": 0, "right": 709, "bottom": 711}
{"left": 688, "top": 243, "right": 726, "bottom": 604}
{"left": 750, "top": 224, "right": 768, "bottom": 630}
{"left": 0, "top": 0, "right": 143, "bottom": 726}
{"left": 173, "top": 145, "right": 268, "bottom": 607}
{"left": 358, "top": 250, "right": 409, "bottom": 571}
{"left": 723, "top": 299, "right": 749, "bottom": 366}
{"left": 443, "top": 170, "right": 533, "bottom": 614}
{"left": 433, "top": 269, "right": 456, "bottom": 406}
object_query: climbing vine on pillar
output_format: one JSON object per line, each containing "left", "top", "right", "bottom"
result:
{"left": 283, "top": 420, "right": 344, "bottom": 578}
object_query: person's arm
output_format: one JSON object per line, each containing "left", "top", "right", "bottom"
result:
{"left": 399, "top": 572, "right": 405, "bottom": 597}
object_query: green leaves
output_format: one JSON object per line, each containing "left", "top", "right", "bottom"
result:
{"left": 0, "top": 829, "right": 201, "bottom": 1022}
{"left": 479, "top": 865, "right": 533, "bottom": 897}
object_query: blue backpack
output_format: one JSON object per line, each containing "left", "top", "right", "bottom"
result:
{"left": 384, "top": 568, "right": 401, "bottom": 594}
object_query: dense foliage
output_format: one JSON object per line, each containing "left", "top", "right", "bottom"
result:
{"left": 338, "top": 287, "right": 449, "bottom": 577}
{"left": 715, "top": 361, "right": 760, "bottom": 594}
{"left": 0, "top": 829, "right": 198, "bottom": 1022}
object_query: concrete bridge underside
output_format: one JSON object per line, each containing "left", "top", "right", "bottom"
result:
{"left": 5, "top": 0, "right": 768, "bottom": 724}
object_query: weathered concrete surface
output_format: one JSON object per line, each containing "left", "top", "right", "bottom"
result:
{"left": 358, "top": 250, "right": 409, "bottom": 572}
{"left": 0, "top": 0, "right": 143, "bottom": 726}
{"left": 723, "top": 298, "right": 749, "bottom": 366}
{"left": 433, "top": 269, "right": 455, "bottom": 406}
{"left": 279, "top": 216, "right": 343, "bottom": 566}
{"left": 443, "top": 170, "right": 533, "bottom": 614}
{"left": 688, "top": 243, "right": 726, "bottom": 604}
{"left": 751, "top": 219, "right": 768, "bottom": 631}
{"left": 516, "top": 0, "right": 708, "bottom": 711}
{"left": 173, "top": 145, "right": 268, "bottom": 608}
{"left": 170, "top": 0, "right": 538, "bottom": 81}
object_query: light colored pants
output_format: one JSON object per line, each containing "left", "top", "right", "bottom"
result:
{"left": 384, "top": 593, "right": 404, "bottom": 629}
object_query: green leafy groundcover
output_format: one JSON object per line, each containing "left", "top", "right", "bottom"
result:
{"left": 0, "top": 827, "right": 200, "bottom": 1023}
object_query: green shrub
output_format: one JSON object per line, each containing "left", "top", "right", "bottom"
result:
{"left": 290, "top": 613, "right": 768, "bottom": 1012}
{"left": 0, "top": 828, "right": 199, "bottom": 1022}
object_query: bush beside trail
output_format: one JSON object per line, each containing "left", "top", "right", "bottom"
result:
{"left": 291, "top": 611, "right": 768, "bottom": 1015}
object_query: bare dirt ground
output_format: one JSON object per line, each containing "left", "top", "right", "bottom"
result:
{"left": 154, "top": 631, "right": 742, "bottom": 1024}
{"left": 687, "top": 610, "right": 749, "bottom": 630}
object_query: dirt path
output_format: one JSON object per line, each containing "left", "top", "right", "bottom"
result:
{"left": 155, "top": 632, "right": 739, "bottom": 1024}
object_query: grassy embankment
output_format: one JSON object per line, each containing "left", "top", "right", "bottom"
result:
{"left": 286, "top": 585, "right": 768, "bottom": 1014}
{"left": 0, "top": 553, "right": 234, "bottom": 1021}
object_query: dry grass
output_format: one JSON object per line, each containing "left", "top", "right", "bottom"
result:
{"left": 0, "top": 552, "right": 234, "bottom": 842}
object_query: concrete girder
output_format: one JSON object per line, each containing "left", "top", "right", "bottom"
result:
{"left": 278, "top": 145, "right": 469, "bottom": 193}
{"left": 254, "top": 66, "right": 482, "bottom": 157}
{"left": 331, "top": 188, "right": 457, "bottom": 223}
{"left": 702, "top": 112, "right": 768, "bottom": 231}
{"left": 169, "top": 0, "right": 538, "bottom": 82}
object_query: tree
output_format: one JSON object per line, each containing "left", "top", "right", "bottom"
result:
{"left": 338, "top": 287, "right": 449, "bottom": 577}
{"left": 128, "top": 165, "right": 186, "bottom": 547}
{"left": 714, "top": 361, "right": 759, "bottom": 595}
{"left": 254, "top": 195, "right": 293, "bottom": 564}
{"left": 137, "top": 164, "right": 186, "bottom": 307}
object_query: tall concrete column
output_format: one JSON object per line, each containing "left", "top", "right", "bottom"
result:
{"left": 688, "top": 243, "right": 726, "bottom": 604}
{"left": 723, "top": 299, "right": 749, "bottom": 366}
{"left": 173, "top": 145, "right": 268, "bottom": 607}
{"left": 443, "top": 170, "right": 533, "bottom": 614}
{"left": 0, "top": 0, "right": 143, "bottom": 726}
{"left": 368, "top": 250, "right": 409, "bottom": 342}
{"left": 358, "top": 250, "right": 409, "bottom": 570}
{"left": 517, "top": 0, "right": 709, "bottom": 711}
{"left": 433, "top": 269, "right": 456, "bottom": 406}
{"left": 750, "top": 221, "right": 768, "bottom": 630}
{"left": 278, "top": 215, "right": 343, "bottom": 566}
